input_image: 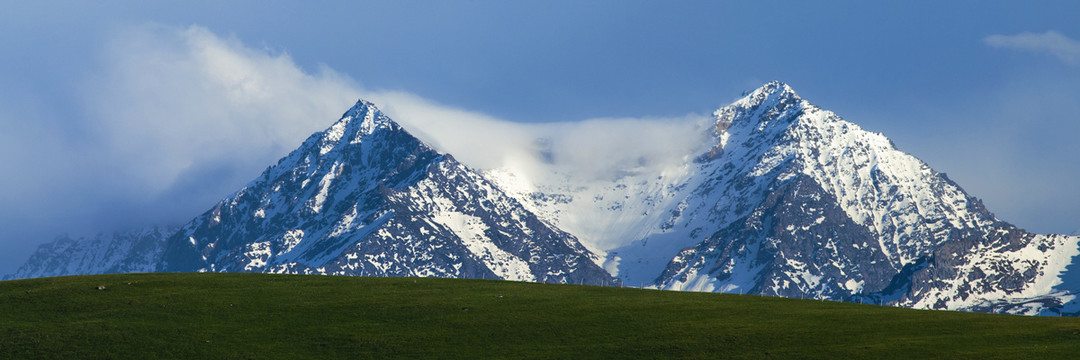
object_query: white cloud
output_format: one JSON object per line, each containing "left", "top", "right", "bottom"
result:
{"left": 369, "top": 90, "right": 709, "bottom": 184}
{"left": 90, "top": 24, "right": 709, "bottom": 197}
{"left": 86, "top": 24, "right": 363, "bottom": 195}
{"left": 0, "top": 23, "right": 711, "bottom": 254}
{"left": 983, "top": 31, "right": 1080, "bottom": 65}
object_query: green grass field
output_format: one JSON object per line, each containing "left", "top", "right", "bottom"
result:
{"left": 1, "top": 273, "right": 1078, "bottom": 359}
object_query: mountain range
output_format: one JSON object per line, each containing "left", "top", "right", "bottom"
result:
{"left": 9, "top": 82, "right": 1079, "bottom": 315}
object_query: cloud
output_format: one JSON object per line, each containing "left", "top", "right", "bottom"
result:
{"left": 0, "top": 24, "right": 711, "bottom": 270}
{"left": 983, "top": 31, "right": 1080, "bottom": 65}
{"left": 86, "top": 25, "right": 363, "bottom": 196}
{"left": 0, "top": 24, "right": 379, "bottom": 271}
{"left": 89, "top": 24, "right": 709, "bottom": 195}
{"left": 369, "top": 90, "right": 710, "bottom": 184}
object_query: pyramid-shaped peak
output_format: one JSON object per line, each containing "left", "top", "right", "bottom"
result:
{"left": 342, "top": 99, "right": 396, "bottom": 133}
{"left": 733, "top": 81, "right": 802, "bottom": 109}
{"left": 315, "top": 99, "right": 404, "bottom": 156}
{"left": 342, "top": 98, "right": 377, "bottom": 117}
{"left": 758, "top": 80, "right": 796, "bottom": 93}
{"left": 712, "top": 81, "right": 807, "bottom": 133}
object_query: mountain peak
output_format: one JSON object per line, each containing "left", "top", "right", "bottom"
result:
{"left": 317, "top": 99, "right": 400, "bottom": 155}
{"left": 734, "top": 81, "right": 801, "bottom": 109}
{"left": 343, "top": 99, "right": 396, "bottom": 135}
{"left": 711, "top": 81, "right": 806, "bottom": 136}
{"left": 342, "top": 99, "right": 376, "bottom": 118}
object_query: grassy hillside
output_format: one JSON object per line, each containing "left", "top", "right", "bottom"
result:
{"left": 2, "top": 273, "right": 1079, "bottom": 359}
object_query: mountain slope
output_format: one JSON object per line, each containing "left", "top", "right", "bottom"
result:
{"left": 5, "top": 226, "right": 175, "bottom": 280}
{"left": 159, "top": 100, "right": 614, "bottom": 285}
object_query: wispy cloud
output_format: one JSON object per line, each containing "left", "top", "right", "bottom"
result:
{"left": 0, "top": 24, "right": 710, "bottom": 260}
{"left": 0, "top": 24, "right": 371, "bottom": 259}
{"left": 94, "top": 24, "right": 709, "bottom": 192}
{"left": 983, "top": 31, "right": 1080, "bottom": 65}
{"left": 370, "top": 90, "right": 709, "bottom": 184}
{"left": 86, "top": 24, "right": 364, "bottom": 196}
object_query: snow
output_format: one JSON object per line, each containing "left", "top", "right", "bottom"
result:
{"left": 320, "top": 116, "right": 349, "bottom": 155}
{"left": 277, "top": 229, "right": 304, "bottom": 256}
{"left": 309, "top": 162, "right": 341, "bottom": 213}
{"left": 243, "top": 241, "right": 272, "bottom": 270}
{"left": 431, "top": 209, "right": 535, "bottom": 282}
{"left": 408, "top": 169, "right": 542, "bottom": 282}
{"left": 484, "top": 154, "right": 705, "bottom": 284}
{"left": 845, "top": 279, "right": 864, "bottom": 293}
{"left": 908, "top": 233, "right": 1080, "bottom": 313}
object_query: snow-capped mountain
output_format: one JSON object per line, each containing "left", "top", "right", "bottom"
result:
{"left": 667, "top": 84, "right": 1079, "bottom": 315}
{"left": 8, "top": 82, "right": 1078, "bottom": 315}
{"left": 159, "top": 100, "right": 615, "bottom": 285}
{"left": 5, "top": 226, "right": 175, "bottom": 280}
{"left": 490, "top": 82, "right": 1080, "bottom": 314}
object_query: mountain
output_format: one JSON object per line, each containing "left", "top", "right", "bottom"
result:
{"left": 5, "top": 226, "right": 175, "bottom": 280}
{"left": 7, "top": 101, "right": 615, "bottom": 286}
{"left": 8, "top": 82, "right": 1078, "bottom": 315}
{"left": 489, "top": 82, "right": 1080, "bottom": 314}
{"left": 158, "top": 100, "right": 615, "bottom": 285}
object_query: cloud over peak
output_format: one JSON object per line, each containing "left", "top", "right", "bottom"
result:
{"left": 0, "top": 24, "right": 711, "bottom": 261}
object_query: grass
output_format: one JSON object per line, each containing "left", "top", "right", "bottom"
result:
{"left": 1, "top": 273, "right": 1079, "bottom": 359}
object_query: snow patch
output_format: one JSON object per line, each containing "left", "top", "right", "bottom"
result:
{"left": 432, "top": 210, "right": 535, "bottom": 282}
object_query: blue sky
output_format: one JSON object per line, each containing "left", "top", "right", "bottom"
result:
{"left": 1, "top": 1, "right": 1078, "bottom": 273}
